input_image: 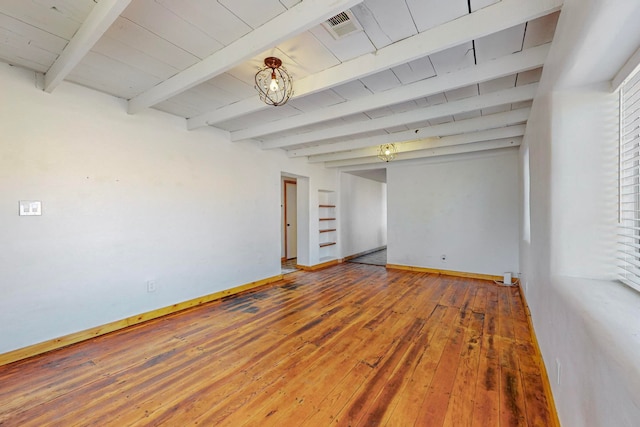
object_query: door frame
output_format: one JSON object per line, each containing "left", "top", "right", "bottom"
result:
{"left": 283, "top": 179, "right": 297, "bottom": 260}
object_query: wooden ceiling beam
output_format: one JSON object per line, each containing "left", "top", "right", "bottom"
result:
{"left": 308, "top": 125, "right": 526, "bottom": 163}
{"left": 260, "top": 81, "right": 538, "bottom": 150}
{"left": 324, "top": 137, "right": 522, "bottom": 168}
{"left": 187, "top": 0, "right": 561, "bottom": 130}
{"left": 44, "top": 0, "right": 132, "bottom": 93}
{"left": 288, "top": 107, "right": 530, "bottom": 157}
{"left": 127, "top": 0, "right": 364, "bottom": 114}
{"left": 234, "top": 44, "right": 548, "bottom": 142}
{"left": 298, "top": 110, "right": 529, "bottom": 161}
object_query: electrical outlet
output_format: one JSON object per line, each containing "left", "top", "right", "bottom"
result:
{"left": 147, "top": 280, "right": 156, "bottom": 293}
{"left": 555, "top": 358, "right": 561, "bottom": 385}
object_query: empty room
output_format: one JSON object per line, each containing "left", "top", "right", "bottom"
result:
{"left": 1, "top": 0, "right": 639, "bottom": 425}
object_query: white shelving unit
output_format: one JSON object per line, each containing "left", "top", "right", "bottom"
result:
{"left": 318, "top": 190, "right": 337, "bottom": 263}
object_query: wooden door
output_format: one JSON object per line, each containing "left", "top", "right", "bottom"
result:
{"left": 284, "top": 180, "right": 297, "bottom": 259}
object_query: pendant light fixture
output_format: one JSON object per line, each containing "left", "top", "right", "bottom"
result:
{"left": 377, "top": 143, "right": 398, "bottom": 162}
{"left": 255, "top": 57, "right": 293, "bottom": 106}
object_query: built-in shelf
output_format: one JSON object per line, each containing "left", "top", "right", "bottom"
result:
{"left": 319, "top": 190, "right": 337, "bottom": 262}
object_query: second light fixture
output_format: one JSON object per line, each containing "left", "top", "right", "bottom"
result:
{"left": 378, "top": 143, "right": 398, "bottom": 162}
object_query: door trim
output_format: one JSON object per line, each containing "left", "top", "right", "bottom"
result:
{"left": 283, "top": 179, "right": 297, "bottom": 260}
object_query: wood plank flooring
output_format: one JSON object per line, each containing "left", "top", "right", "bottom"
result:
{"left": 0, "top": 263, "right": 557, "bottom": 426}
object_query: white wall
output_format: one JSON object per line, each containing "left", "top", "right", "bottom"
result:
{"left": 0, "top": 63, "right": 336, "bottom": 354}
{"left": 387, "top": 150, "right": 519, "bottom": 276}
{"left": 520, "top": 0, "right": 640, "bottom": 425}
{"left": 339, "top": 173, "right": 387, "bottom": 257}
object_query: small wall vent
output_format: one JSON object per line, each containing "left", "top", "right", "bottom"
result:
{"left": 321, "top": 10, "right": 363, "bottom": 39}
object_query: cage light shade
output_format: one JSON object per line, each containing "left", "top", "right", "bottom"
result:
{"left": 377, "top": 143, "right": 398, "bottom": 162}
{"left": 255, "top": 57, "right": 293, "bottom": 106}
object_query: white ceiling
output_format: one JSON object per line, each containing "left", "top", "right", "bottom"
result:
{"left": 0, "top": 0, "right": 562, "bottom": 168}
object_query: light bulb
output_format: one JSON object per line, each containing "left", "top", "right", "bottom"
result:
{"left": 270, "top": 77, "right": 279, "bottom": 92}
{"left": 385, "top": 149, "right": 391, "bottom": 156}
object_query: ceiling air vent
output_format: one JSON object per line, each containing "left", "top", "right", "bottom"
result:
{"left": 321, "top": 10, "right": 363, "bottom": 39}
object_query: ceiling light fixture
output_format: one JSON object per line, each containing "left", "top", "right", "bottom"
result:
{"left": 378, "top": 143, "right": 398, "bottom": 162}
{"left": 255, "top": 57, "right": 293, "bottom": 107}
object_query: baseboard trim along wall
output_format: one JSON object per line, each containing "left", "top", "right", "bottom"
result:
{"left": 341, "top": 246, "right": 387, "bottom": 262}
{"left": 0, "top": 274, "right": 284, "bottom": 367}
{"left": 296, "top": 259, "right": 340, "bottom": 271}
{"left": 518, "top": 286, "right": 561, "bottom": 427}
{"left": 386, "top": 264, "right": 503, "bottom": 281}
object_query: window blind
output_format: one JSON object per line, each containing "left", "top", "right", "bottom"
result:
{"left": 618, "top": 68, "right": 640, "bottom": 291}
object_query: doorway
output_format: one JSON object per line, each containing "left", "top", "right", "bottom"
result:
{"left": 341, "top": 169, "right": 388, "bottom": 265}
{"left": 282, "top": 179, "right": 298, "bottom": 272}
{"left": 281, "top": 174, "right": 310, "bottom": 271}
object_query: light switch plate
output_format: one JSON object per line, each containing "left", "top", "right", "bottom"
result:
{"left": 19, "top": 200, "right": 42, "bottom": 216}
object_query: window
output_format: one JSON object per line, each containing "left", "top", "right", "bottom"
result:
{"left": 618, "top": 68, "right": 640, "bottom": 291}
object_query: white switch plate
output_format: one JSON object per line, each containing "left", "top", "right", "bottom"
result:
{"left": 19, "top": 200, "right": 42, "bottom": 216}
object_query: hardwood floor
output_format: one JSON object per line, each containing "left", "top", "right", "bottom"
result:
{"left": 0, "top": 263, "right": 557, "bottom": 426}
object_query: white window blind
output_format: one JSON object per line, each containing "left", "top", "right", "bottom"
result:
{"left": 618, "top": 68, "right": 640, "bottom": 291}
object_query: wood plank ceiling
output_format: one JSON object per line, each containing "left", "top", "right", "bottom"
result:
{"left": 0, "top": 0, "right": 562, "bottom": 169}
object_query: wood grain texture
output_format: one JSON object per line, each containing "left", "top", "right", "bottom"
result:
{"left": 0, "top": 263, "right": 557, "bottom": 426}
{"left": 0, "top": 274, "right": 283, "bottom": 367}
